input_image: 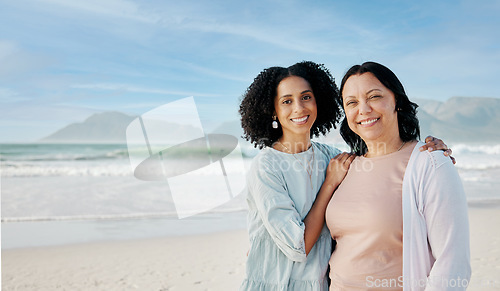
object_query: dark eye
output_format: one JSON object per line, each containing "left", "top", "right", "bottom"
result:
{"left": 302, "top": 95, "right": 312, "bottom": 100}
{"left": 345, "top": 100, "right": 357, "bottom": 106}
{"left": 282, "top": 99, "right": 292, "bottom": 104}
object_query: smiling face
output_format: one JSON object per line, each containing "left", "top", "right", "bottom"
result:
{"left": 274, "top": 76, "right": 317, "bottom": 141}
{"left": 341, "top": 72, "right": 400, "bottom": 146}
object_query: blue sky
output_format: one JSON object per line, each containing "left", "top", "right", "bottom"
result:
{"left": 1, "top": 0, "right": 499, "bottom": 142}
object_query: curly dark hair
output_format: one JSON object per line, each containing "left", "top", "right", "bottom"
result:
{"left": 239, "top": 61, "right": 341, "bottom": 149}
{"left": 337, "top": 61, "right": 420, "bottom": 155}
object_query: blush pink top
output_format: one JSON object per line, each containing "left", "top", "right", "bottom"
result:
{"left": 325, "top": 141, "right": 416, "bottom": 290}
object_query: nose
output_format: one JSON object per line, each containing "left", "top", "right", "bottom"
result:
{"left": 358, "top": 100, "right": 372, "bottom": 115}
{"left": 293, "top": 100, "right": 305, "bottom": 113}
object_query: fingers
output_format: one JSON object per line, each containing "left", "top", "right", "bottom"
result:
{"left": 420, "top": 136, "right": 456, "bottom": 163}
{"left": 420, "top": 137, "right": 433, "bottom": 151}
{"left": 331, "top": 152, "right": 355, "bottom": 170}
{"left": 345, "top": 153, "right": 355, "bottom": 166}
{"left": 326, "top": 152, "right": 356, "bottom": 187}
{"left": 333, "top": 152, "right": 355, "bottom": 162}
{"left": 431, "top": 138, "right": 447, "bottom": 151}
{"left": 420, "top": 136, "right": 447, "bottom": 152}
{"left": 333, "top": 152, "right": 349, "bottom": 160}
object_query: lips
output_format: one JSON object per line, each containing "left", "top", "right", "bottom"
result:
{"left": 291, "top": 116, "right": 309, "bottom": 124}
{"left": 358, "top": 118, "right": 379, "bottom": 126}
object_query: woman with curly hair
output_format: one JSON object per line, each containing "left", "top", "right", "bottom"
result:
{"left": 239, "top": 61, "right": 451, "bottom": 290}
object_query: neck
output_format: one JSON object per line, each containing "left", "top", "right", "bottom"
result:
{"left": 276, "top": 134, "right": 312, "bottom": 154}
{"left": 364, "top": 137, "right": 405, "bottom": 158}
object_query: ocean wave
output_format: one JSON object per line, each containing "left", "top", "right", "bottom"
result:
{"left": 1, "top": 208, "right": 248, "bottom": 223}
{"left": 452, "top": 143, "right": 500, "bottom": 155}
{"left": 0, "top": 144, "right": 131, "bottom": 162}
{"left": 1, "top": 158, "right": 248, "bottom": 177}
{"left": 467, "top": 198, "right": 500, "bottom": 208}
{"left": 456, "top": 163, "right": 500, "bottom": 171}
{"left": 1, "top": 212, "right": 178, "bottom": 222}
{"left": 1, "top": 150, "right": 130, "bottom": 162}
{"left": 75, "top": 149, "right": 130, "bottom": 161}
{"left": 1, "top": 163, "right": 134, "bottom": 177}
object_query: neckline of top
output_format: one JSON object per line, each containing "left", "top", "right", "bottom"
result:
{"left": 268, "top": 141, "right": 315, "bottom": 156}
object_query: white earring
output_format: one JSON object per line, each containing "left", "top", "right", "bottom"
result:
{"left": 272, "top": 116, "right": 278, "bottom": 129}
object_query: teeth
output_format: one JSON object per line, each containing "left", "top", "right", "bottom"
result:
{"left": 292, "top": 116, "right": 308, "bottom": 122}
{"left": 360, "top": 118, "right": 378, "bottom": 125}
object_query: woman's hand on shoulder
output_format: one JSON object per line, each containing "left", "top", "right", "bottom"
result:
{"left": 324, "top": 152, "right": 355, "bottom": 190}
{"left": 419, "top": 136, "right": 456, "bottom": 164}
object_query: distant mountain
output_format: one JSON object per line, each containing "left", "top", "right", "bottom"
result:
{"left": 40, "top": 96, "right": 500, "bottom": 144}
{"left": 414, "top": 97, "right": 500, "bottom": 143}
{"left": 40, "top": 112, "right": 136, "bottom": 143}
{"left": 40, "top": 111, "right": 201, "bottom": 144}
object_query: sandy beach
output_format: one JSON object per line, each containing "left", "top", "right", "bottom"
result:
{"left": 2, "top": 230, "right": 250, "bottom": 291}
{"left": 467, "top": 204, "right": 500, "bottom": 290}
{"left": 2, "top": 204, "right": 500, "bottom": 291}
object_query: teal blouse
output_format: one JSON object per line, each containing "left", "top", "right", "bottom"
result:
{"left": 241, "top": 142, "right": 340, "bottom": 291}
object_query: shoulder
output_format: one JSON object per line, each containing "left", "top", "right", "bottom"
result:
{"left": 247, "top": 148, "right": 288, "bottom": 194}
{"left": 409, "top": 141, "right": 454, "bottom": 173}
{"left": 312, "top": 141, "right": 341, "bottom": 159}
{"left": 248, "top": 147, "right": 283, "bottom": 177}
{"left": 252, "top": 147, "right": 279, "bottom": 166}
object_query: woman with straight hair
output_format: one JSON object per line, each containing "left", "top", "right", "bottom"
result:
{"left": 326, "top": 61, "right": 470, "bottom": 290}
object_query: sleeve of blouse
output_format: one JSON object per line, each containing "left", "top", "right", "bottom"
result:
{"left": 247, "top": 157, "right": 307, "bottom": 262}
{"left": 422, "top": 153, "right": 471, "bottom": 290}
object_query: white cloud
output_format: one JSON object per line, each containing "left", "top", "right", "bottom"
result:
{"left": 39, "top": 0, "right": 160, "bottom": 23}
{"left": 0, "top": 88, "right": 30, "bottom": 103}
{"left": 180, "top": 62, "right": 249, "bottom": 83}
{"left": 0, "top": 40, "right": 18, "bottom": 60}
{"left": 71, "top": 83, "right": 230, "bottom": 98}
{"left": 0, "top": 40, "right": 54, "bottom": 78}
{"left": 392, "top": 46, "right": 500, "bottom": 100}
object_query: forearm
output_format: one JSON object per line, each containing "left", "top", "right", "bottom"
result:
{"left": 303, "top": 183, "right": 336, "bottom": 255}
{"left": 302, "top": 152, "right": 354, "bottom": 255}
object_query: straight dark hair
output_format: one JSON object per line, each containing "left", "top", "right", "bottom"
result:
{"left": 338, "top": 62, "right": 420, "bottom": 155}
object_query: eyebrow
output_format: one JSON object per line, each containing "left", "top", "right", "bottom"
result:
{"left": 366, "top": 88, "right": 383, "bottom": 94}
{"left": 279, "top": 90, "right": 313, "bottom": 99}
{"left": 344, "top": 88, "right": 383, "bottom": 99}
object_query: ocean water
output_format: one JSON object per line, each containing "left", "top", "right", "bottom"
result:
{"left": 1, "top": 142, "right": 499, "bottom": 249}
{"left": 451, "top": 143, "right": 500, "bottom": 202}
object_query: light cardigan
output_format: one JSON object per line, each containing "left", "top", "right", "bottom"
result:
{"left": 402, "top": 142, "right": 471, "bottom": 290}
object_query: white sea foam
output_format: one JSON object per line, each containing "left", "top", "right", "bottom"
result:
{"left": 452, "top": 143, "right": 500, "bottom": 155}
{"left": 450, "top": 144, "right": 500, "bottom": 171}
{"left": 1, "top": 161, "right": 134, "bottom": 177}
{"left": 1, "top": 206, "right": 249, "bottom": 223}
{"left": 456, "top": 163, "right": 500, "bottom": 170}
{"left": 1, "top": 212, "right": 178, "bottom": 222}
{"left": 453, "top": 156, "right": 500, "bottom": 171}
{"left": 1, "top": 157, "right": 249, "bottom": 177}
